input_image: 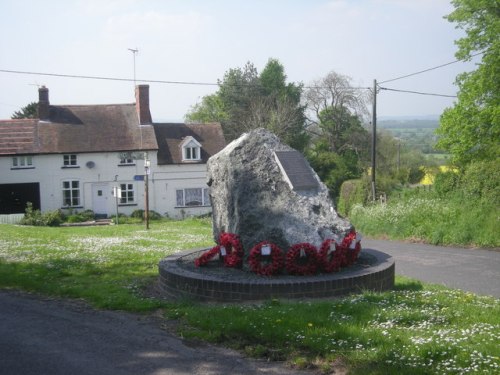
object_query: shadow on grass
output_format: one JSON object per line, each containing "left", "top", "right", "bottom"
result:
{"left": 0, "top": 258, "right": 163, "bottom": 312}
{"left": 393, "top": 276, "right": 424, "bottom": 291}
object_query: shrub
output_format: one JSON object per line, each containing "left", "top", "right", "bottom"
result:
{"left": 130, "top": 209, "right": 162, "bottom": 220}
{"left": 43, "top": 210, "right": 63, "bottom": 226}
{"left": 19, "top": 202, "right": 63, "bottom": 226}
{"left": 338, "top": 179, "right": 367, "bottom": 216}
{"left": 461, "top": 159, "right": 500, "bottom": 204}
{"left": 66, "top": 210, "right": 95, "bottom": 223}
{"left": 433, "top": 170, "right": 460, "bottom": 196}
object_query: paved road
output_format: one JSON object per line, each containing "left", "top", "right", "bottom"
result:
{"left": 364, "top": 239, "right": 500, "bottom": 298}
{"left": 0, "top": 290, "right": 317, "bottom": 375}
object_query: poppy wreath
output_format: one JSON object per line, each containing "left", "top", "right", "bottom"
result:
{"left": 285, "top": 243, "right": 320, "bottom": 275}
{"left": 248, "top": 241, "right": 285, "bottom": 276}
{"left": 318, "top": 239, "right": 345, "bottom": 273}
{"left": 194, "top": 245, "right": 221, "bottom": 267}
{"left": 340, "top": 231, "right": 361, "bottom": 267}
{"left": 219, "top": 232, "right": 244, "bottom": 268}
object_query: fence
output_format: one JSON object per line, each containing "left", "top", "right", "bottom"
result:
{"left": 0, "top": 214, "right": 24, "bottom": 224}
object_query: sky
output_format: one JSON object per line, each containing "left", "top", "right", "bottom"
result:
{"left": 0, "top": 0, "right": 480, "bottom": 122}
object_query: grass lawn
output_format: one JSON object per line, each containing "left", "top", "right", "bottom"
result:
{"left": 1, "top": 220, "right": 499, "bottom": 374}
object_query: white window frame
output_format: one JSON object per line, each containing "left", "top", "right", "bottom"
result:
{"left": 119, "top": 183, "right": 136, "bottom": 205}
{"left": 180, "top": 137, "right": 202, "bottom": 162}
{"left": 118, "top": 152, "right": 136, "bottom": 166}
{"left": 12, "top": 155, "right": 34, "bottom": 169}
{"left": 176, "top": 187, "right": 210, "bottom": 207}
{"left": 62, "top": 180, "right": 81, "bottom": 207}
{"left": 63, "top": 154, "right": 78, "bottom": 167}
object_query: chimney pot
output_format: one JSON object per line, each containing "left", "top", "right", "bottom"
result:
{"left": 135, "top": 85, "right": 152, "bottom": 125}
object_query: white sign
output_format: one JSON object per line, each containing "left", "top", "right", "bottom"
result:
{"left": 329, "top": 242, "right": 336, "bottom": 254}
{"left": 261, "top": 244, "right": 271, "bottom": 256}
{"left": 112, "top": 187, "right": 122, "bottom": 197}
{"left": 220, "top": 246, "right": 227, "bottom": 256}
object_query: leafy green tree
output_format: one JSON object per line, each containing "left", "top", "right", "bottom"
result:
{"left": 185, "top": 95, "right": 228, "bottom": 124}
{"left": 303, "top": 71, "right": 370, "bottom": 198}
{"left": 11, "top": 102, "right": 37, "bottom": 119}
{"left": 186, "top": 59, "right": 308, "bottom": 150}
{"left": 436, "top": 0, "right": 500, "bottom": 165}
{"left": 306, "top": 140, "right": 358, "bottom": 199}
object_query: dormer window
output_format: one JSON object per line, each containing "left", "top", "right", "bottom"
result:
{"left": 181, "top": 136, "right": 202, "bottom": 162}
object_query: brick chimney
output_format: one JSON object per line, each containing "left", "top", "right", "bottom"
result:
{"left": 135, "top": 85, "right": 152, "bottom": 125}
{"left": 38, "top": 86, "right": 50, "bottom": 120}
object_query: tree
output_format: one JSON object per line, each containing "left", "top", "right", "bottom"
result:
{"left": 303, "top": 72, "right": 371, "bottom": 198}
{"left": 186, "top": 59, "right": 308, "bottom": 150}
{"left": 436, "top": 0, "right": 500, "bottom": 166}
{"left": 304, "top": 71, "right": 369, "bottom": 124}
{"left": 12, "top": 102, "right": 37, "bottom": 119}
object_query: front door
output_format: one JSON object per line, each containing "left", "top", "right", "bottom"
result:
{"left": 92, "top": 183, "right": 109, "bottom": 216}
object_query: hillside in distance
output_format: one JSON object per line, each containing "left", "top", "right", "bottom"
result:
{"left": 377, "top": 117, "right": 441, "bottom": 154}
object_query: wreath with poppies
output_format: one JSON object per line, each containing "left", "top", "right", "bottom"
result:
{"left": 318, "top": 238, "right": 345, "bottom": 273}
{"left": 340, "top": 231, "right": 362, "bottom": 267}
{"left": 194, "top": 230, "right": 362, "bottom": 275}
{"left": 218, "top": 232, "right": 244, "bottom": 268}
{"left": 194, "top": 245, "right": 220, "bottom": 267}
{"left": 248, "top": 241, "right": 285, "bottom": 276}
{"left": 194, "top": 232, "right": 244, "bottom": 268}
{"left": 285, "top": 242, "right": 319, "bottom": 275}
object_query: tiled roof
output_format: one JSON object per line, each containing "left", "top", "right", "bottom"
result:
{"left": 0, "top": 119, "right": 38, "bottom": 155}
{"left": 153, "top": 122, "right": 226, "bottom": 164}
{"left": 0, "top": 104, "right": 158, "bottom": 155}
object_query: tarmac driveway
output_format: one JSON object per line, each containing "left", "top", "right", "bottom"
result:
{"left": 0, "top": 290, "right": 318, "bottom": 375}
{"left": 363, "top": 239, "right": 500, "bottom": 298}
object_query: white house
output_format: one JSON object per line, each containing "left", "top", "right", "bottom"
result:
{"left": 0, "top": 85, "right": 226, "bottom": 219}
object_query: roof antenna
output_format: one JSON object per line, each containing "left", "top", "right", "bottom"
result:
{"left": 128, "top": 48, "right": 139, "bottom": 85}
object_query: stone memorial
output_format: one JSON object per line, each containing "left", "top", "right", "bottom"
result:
{"left": 207, "top": 128, "right": 353, "bottom": 251}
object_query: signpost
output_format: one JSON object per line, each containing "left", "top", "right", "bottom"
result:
{"left": 144, "top": 154, "right": 150, "bottom": 230}
{"left": 112, "top": 186, "right": 121, "bottom": 225}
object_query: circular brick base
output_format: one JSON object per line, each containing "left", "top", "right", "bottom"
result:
{"left": 158, "top": 249, "right": 394, "bottom": 302}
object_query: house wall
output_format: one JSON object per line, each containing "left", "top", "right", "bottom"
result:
{"left": 151, "top": 164, "right": 211, "bottom": 219}
{"left": 0, "top": 152, "right": 212, "bottom": 219}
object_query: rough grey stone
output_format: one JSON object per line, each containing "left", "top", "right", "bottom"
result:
{"left": 207, "top": 128, "right": 353, "bottom": 251}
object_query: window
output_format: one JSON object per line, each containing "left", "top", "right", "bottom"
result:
{"left": 12, "top": 155, "right": 33, "bottom": 168}
{"left": 63, "top": 154, "right": 78, "bottom": 167}
{"left": 118, "top": 152, "right": 135, "bottom": 165}
{"left": 185, "top": 146, "right": 199, "bottom": 160}
{"left": 119, "top": 183, "right": 135, "bottom": 204}
{"left": 62, "top": 180, "right": 81, "bottom": 207}
{"left": 176, "top": 188, "right": 210, "bottom": 207}
{"left": 181, "top": 137, "right": 202, "bottom": 162}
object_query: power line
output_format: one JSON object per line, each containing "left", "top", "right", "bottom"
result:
{"left": 379, "top": 86, "right": 457, "bottom": 98}
{"left": 0, "top": 68, "right": 372, "bottom": 90}
{"left": 0, "top": 69, "right": 220, "bottom": 87}
{"left": 379, "top": 50, "right": 485, "bottom": 84}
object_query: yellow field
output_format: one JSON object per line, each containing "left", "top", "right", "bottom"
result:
{"left": 420, "top": 165, "right": 457, "bottom": 185}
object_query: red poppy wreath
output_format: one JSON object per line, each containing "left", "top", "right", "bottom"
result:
{"left": 340, "top": 231, "right": 362, "bottom": 267}
{"left": 194, "top": 245, "right": 221, "bottom": 267}
{"left": 285, "top": 243, "right": 319, "bottom": 276}
{"left": 218, "top": 232, "right": 244, "bottom": 268}
{"left": 318, "top": 238, "right": 345, "bottom": 273}
{"left": 248, "top": 241, "right": 284, "bottom": 276}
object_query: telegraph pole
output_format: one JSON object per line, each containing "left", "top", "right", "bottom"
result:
{"left": 371, "top": 79, "right": 377, "bottom": 202}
